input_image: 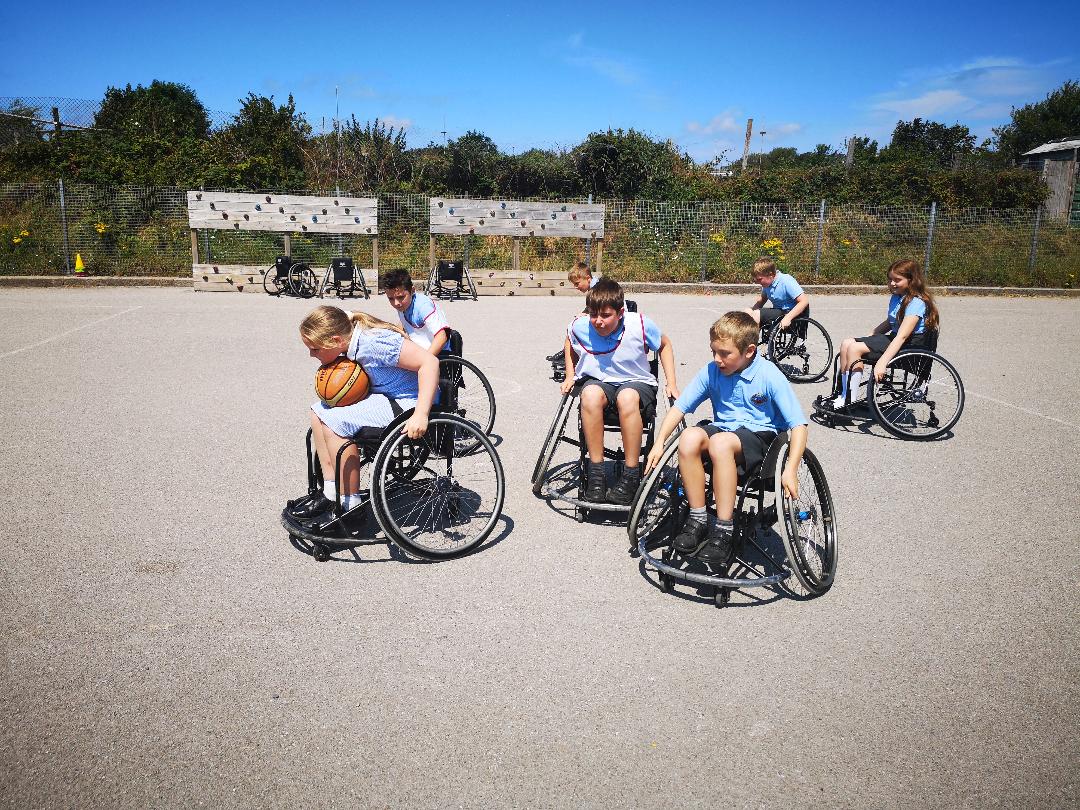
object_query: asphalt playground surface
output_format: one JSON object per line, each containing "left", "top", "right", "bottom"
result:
{"left": 1, "top": 287, "right": 1077, "bottom": 808}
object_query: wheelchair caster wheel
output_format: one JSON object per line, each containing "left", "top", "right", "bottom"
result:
{"left": 312, "top": 543, "right": 330, "bottom": 563}
{"left": 628, "top": 543, "right": 640, "bottom": 558}
{"left": 714, "top": 587, "right": 730, "bottom": 608}
{"left": 659, "top": 572, "right": 672, "bottom": 593}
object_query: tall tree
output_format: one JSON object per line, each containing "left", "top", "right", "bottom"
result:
{"left": 211, "top": 94, "right": 310, "bottom": 188}
{"left": 881, "top": 118, "right": 976, "bottom": 167}
{"left": 993, "top": 80, "right": 1080, "bottom": 161}
{"left": 446, "top": 131, "right": 502, "bottom": 196}
{"left": 94, "top": 81, "right": 211, "bottom": 141}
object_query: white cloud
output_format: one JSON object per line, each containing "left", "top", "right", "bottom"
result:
{"left": 566, "top": 54, "right": 638, "bottom": 86}
{"left": 378, "top": 114, "right": 412, "bottom": 130}
{"left": 872, "top": 89, "right": 974, "bottom": 118}
{"left": 686, "top": 112, "right": 742, "bottom": 135}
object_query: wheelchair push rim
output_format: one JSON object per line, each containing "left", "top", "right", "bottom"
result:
{"left": 370, "top": 413, "right": 505, "bottom": 560}
{"left": 438, "top": 355, "right": 497, "bottom": 448}
{"left": 869, "top": 351, "right": 965, "bottom": 441}
{"left": 776, "top": 446, "right": 837, "bottom": 595}
{"left": 766, "top": 317, "right": 833, "bottom": 383}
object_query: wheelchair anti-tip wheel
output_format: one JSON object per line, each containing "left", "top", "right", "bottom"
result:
{"left": 370, "top": 414, "right": 504, "bottom": 560}
{"left": 777, "top": 446, "right": 837, "bottom": 595}
{"left": 767, "top": 318, "right": 833, "bottom": 383}
{"left": 869, "top": 351, "right": 965, "bottom": 441}
{"left": 438, "top": 356, "right": 497, "bottom": 453}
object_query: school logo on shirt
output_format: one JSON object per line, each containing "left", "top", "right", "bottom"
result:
{"left": 750, "top": 392, "right": 769, "bottom": 406}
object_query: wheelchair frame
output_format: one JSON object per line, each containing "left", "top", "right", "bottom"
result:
{"left": 812, "top": 331, "right": 965, "bottom": 441}
{"left": 281, "top": 378, "right": 506, "bottom": 562}
{"left": 426, "top": 259, "right": 478, "bottom": 302}
{"left": 263, "top": 255, "right": 319, "bottom": 298}
{"left": 437, "top": 329, "right": 497, "bottom": 446}
{"left": 532, "top": 348, "right": 673, "bottom": 522}
{"left": 628, "top": 429, "right": 837, "bottom": 607}
{"left": 759, "top": 312, "right": 834, "bottom": 384}
{"left": 318, "top": 257, "right": 371, "bottom": 300}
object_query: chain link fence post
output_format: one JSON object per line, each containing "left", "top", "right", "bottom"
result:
{"left": 1028, "top": 205, "right": 1041, "bottom": 276}
{"left": 58, "top": 177, "right": 72, "bottom": 274}
{"left": 814, "top": 199, "right": 825, "bottom": 277}
{"left": 924, "top": 201, "right": 936, "bottom": 273}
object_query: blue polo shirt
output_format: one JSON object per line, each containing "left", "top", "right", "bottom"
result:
{"left": 887, "top": 294, "right": 927, "bottom": 334}
{"left": 764, "top": 272, "right": 804, "bottom": 311}
{"left": 674, "top": 353, "right": 807, "bottom": 433}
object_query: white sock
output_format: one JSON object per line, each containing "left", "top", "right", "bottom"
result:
{"left": 834, "top": 372, "right": 850, "bottom": 406}
{"left": 323, "top": 480, "right": 336, "bottom": 500}
{"left": 849, "top": 370, "right": 865, "bottom": 400}
{"left": 341, "top": 492, "right": 363, "bottom": 511}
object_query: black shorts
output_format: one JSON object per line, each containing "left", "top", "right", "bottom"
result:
{"left": 856, "top": 332, "right": 929, "bottom": 358}
{"left": 580, "top": 378, "right": 657, "bottom": 415}
{"left": 700, "top": 424, "right": 777, "bottom": 476}
{"left": 760, "top": 307, "right": 809, "bottom": 328}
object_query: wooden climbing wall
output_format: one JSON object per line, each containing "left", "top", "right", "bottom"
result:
{"left": 187, "top": 191, "right": 378, "bottom": 234}
{"left": 429, "top": 198, "right": 604, "bottom": 238}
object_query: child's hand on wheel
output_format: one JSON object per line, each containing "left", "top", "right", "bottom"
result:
{"left": 645, "top": 444, "right": 664, "bottom": 474}
{"left": 781, "top": 464, "right": 799, "bottom": 500}
{"left": 402, "top": 414, "right": 428, "bottom": 439}
{"left": 559, "top": 376, "right": 576, "bottom": 395}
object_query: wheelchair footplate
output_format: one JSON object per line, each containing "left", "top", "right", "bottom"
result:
{"left": 280, "top": 495, "right": 380, "bottom": 562}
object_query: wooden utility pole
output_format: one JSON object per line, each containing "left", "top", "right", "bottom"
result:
{"left": 845, "top": 135, "right": 856, "bottom": 168}
{"left": 741, "top": 118, "right": 754, "bottom": 171}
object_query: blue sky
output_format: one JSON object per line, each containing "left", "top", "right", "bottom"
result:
{"left": 4, "top": 1, "right": 1078, "bottom": 161}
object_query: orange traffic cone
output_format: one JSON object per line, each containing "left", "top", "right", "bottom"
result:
{"left": 74, "top": 253, "right": 87, "bottom": 276}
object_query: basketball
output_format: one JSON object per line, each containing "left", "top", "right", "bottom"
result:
{"left": 315, "top": 357, "right": 370, "bottom": 407}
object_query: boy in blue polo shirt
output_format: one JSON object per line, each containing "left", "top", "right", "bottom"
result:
{"left": 563, "top": 278, "right": 678, "bottom": 504}
{"left": 745, "top": 257, "right": 810, "bottom": 333}
{"left": 646, "top": 311, "right": 807, "bottom": 563}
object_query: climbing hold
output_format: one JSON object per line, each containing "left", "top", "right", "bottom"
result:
{"left": 459, "top": 218, "right": 465, "bottom": 224}
{"left": 572, "top": 213, "right": 577, "bottom": 220}
{"left": 212, "top": 265, "right": 220, "bottom": 273}
{"left": 221, "top": 212, "right": 228, "bottom": 219}
{"left": 196, "top": 192, "right": 202, "bottom": 201}
{"left": 479, "top": 219, "right": 485, "bottom": 225}
{"left": 333, "top": 200, "right": 339, "bottom": 206}
{"left": 449, "top": 208, "right": 454, "bottom": 215}
{"left": 302, "top": 225, "right": 307, "bottom": 231}
{"left": 500, "top": 202, "right": 506, "bottom": 209}
{"left": 438, "top": 201, "right": 444, "bottom": 207}
{"left": 243, "top": 213, "right": 250, "bottom": 220}
{"left": 561, "top": 205, "right": 567, "bottom": 211}
{"left": 521, "top": 220, "right": 526, "bottom": 227}
{"left": 202, "top": 275, "right": 208, "bottom": 281}
{"left": 237, "top": 285, "right": 244, "bottom": 292}
{"left": 511, "top": 212, "right": 516, "bottom": 218}
{"left": 591, "top": 232, "right": 597, "bottom": 237}
{"left": 322, "top": 208, "right": 327, "bottom": 215}
{"left": 551, "top": 213, "right": 556, "bottom": 219}
{"left": 541, "top": 223, "right": 546, "bottom": 229}
{"left": 265, "top": 195, "right": 272, "bottom": 203}
{"left": 366, "top": 227, "right": 371, "bottom": 233}
{"left": 354, "top": 217, "right": 360, "bottom": 223}
{"left": 279, "top": 207, "right": 284, "bottom": 214}
{"left": 344, "top": 207, "right": 350, "bottom": 214}
{"left": 290, "top": 215, "right": 296, "bottom": 221}
{"left": 312, "top": 215, "right": 318, "bottom": 222}
{"left": 254, "top": 204, "right": 262, "bottom": 211}
{"left": 469, "top": 228, "right": 475, "bottom": 234}
{"left": 490, "top": 211, "right": 496, "bottom": 217}
{"left": 210, "top": 203, "right": 216, "bottom": 210}
{"left": 234, "top": 223, "right": 239, "bottom": 229}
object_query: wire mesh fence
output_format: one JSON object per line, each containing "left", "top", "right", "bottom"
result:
{"left": 0, "top": 182, "right": 1076, "bottom": 288}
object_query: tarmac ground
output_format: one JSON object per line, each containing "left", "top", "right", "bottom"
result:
{"left": 1, "top": 287, "right": 1077, "bottom": 807}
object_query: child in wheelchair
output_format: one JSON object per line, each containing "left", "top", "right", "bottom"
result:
{"left": 380, "top": 268, "right": 452, "bottom": 356}
{"left": 818, "top": 259, "right": 939, "bottom": 412}
{"left": 646, "top": 312, "right": 807, "bottom": 563}
{"left": 745, "top": 257, "right": 809, "bottom": 333}
{"left": 560, "top": 278, "right": 678, "bottom": 504}
{"left": 287, "top": 305, "right": 440, "bottom": 536}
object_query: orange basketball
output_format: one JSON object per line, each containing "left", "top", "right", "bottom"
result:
{"left": 315, "top": 357, "right": 370, "bottom": 407}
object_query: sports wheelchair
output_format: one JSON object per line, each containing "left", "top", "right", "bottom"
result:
{"left": 812, "top": 330, "right": 964, "bottom": 441}
{"left": 426, "top": 259, "right": 478, "bottom": 301}
{"left": 281, "top": 375, "right": 506, "bottom": 563}
{"left": 318, "top": 257, "right": 371, "bottom": 299}
{"left": 629, "top": 428, "right": 837, "bottom": 607}
{"left": 757, "top": 309, "right": 833, "bottom": 383}
{"left": 438, "top": 329, "right": 496, "bottom": 446}
{"left": 532, "top": 346, "right": 674, "bottom": 522}
{"left": 263, "top": 255, "right": 319, "bottom": 298}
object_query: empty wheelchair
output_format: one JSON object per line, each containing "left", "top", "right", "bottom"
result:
{"left": 426, "top": 259, "right": 478, "bottom": 301}
{"left": 758, "top": 310, "right": 833, "bottom": 383}
{"left": 263, "top": 255, "right": 318, "bottom": 298}
{"left": 318, "top": 257, "right": 370, "bottom": 299}
{"left": 438, "top": 329, "right": 496, "bottom": 451}
{"left": 629, "top": 428, "right": 837, "bottom": 607}
{"left": 281, "top": 375, "right": 505, "bottom": 563}
{"left": 813, "top": 330, "right": 964, "bottom": 441}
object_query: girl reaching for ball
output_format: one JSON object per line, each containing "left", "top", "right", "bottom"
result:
{"left": 291, "top": 305, "right": 439, "bottom": 525}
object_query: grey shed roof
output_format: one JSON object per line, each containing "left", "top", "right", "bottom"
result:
{"left": 1022, "top": 138, "right": 1080, "bottom": 156}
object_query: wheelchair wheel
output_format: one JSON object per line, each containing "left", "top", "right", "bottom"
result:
{"left": 289, "top": 263, "right": 318, "bottom": 299}
{"left": 531, "top": 391, "right": 576, "bottom": 496}
{"left": 767, "top": 318, "right": 833, "bottom": 383}
{"left": 776, "top": 446, "right": 837, "bottom": 596}
{"left": 627, "top": 437, "right": 683, "bottom": 548}
{"left": 263, "top": 265, "right": 286, "bottom": 296}
{"left": 869, "top": 351, "right": 964, "bottom": 441}
{"left": 369, "top": 414, "right": 504, "bottom": 560}
{"left": 438, "top": 356, "right": 496, "bottom": 453}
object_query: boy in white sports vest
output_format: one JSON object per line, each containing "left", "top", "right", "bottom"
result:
{"left": 380, "top": 269, "right": 452, "bottom": 355}
{"left": 561, "top": 279, "right": 679, "bottom": 504}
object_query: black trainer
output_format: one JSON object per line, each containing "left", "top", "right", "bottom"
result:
{"left": 673, "top": 516, "right": 708, "bottom": 554}
{"left": 606, "top": 466, "right": 641, "bottom": 505}
{"left": 287, "top": 492, "right": 332, "bottom": 519}
{"left": 546, "top": 350, "right": 564, "bottom": 362}
{"left": 697, "top": 526, "right": 735, "bottom": 565}
{"left": 583, "top": 461, "right": 607, "bottom": 502}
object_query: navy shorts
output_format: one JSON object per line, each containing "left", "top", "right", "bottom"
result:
{"left": 580, "top": 378, "right": 657, "bottom": 415}
{"left": 856, "top": 331, "right": 929, "bottom": 359}
{"left": 700, "top": 424, "right": 777, "bottom": 476}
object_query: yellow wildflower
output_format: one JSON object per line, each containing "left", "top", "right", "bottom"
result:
{"left": 709, "top": 233, "right": 726, "bottom": 244}
{"left": 20, "top": 229, "right": 29, "bottom": 236}
{"left": 94, "top": 222, "right": 106, "bottom": 234}
{"left": 12, "top": 236, "right": 22, "bottom": 244}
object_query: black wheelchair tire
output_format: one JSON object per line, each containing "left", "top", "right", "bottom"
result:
{"left": 767, "top": 317, "right": 833, "bottom": 383}
{"left": 531, "top": 391, "right": 576, "bottom": 495}
{"left": 437, "top": 356, "right": 497, "bottom": 447}
{"left": 626, "top": 437, "right": 682, "bottom": 547}
{"left": 263, "top": 265, "right": 285, "bottom": 296}
{"left": 776, "top": 446, "right": 837, "bottom": 596}
{"left": 369, "top": 414, "right": 505, "bottom": 560}
{"left": 869, "top": 351, "right": 965, "bottom": 441}
{"left": 290, "top": 263, "right": 318, "bottom": 299}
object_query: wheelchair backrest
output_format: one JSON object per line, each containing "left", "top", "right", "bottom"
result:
{"left": 892, "top": 330, "right": 940, "bottom": 378}
{"left": 274, "top": 254, "right": 292, "bottom": 279}
{"left": 436, "top": 260, "right": 464, "bottom": 284}
{"left": 331, "top": 257, "right": 355, "bottom": 281}
{"left": 445, "top": 328, "right": 464, "bottom": 357}
{"left": 625, "top": 299, "right": 638, "bottom": 313}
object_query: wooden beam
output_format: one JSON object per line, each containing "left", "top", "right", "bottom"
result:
{"left": 512, "top": 238, "right": 521, "bottom": 274}
{"left": 372, "top": 238, "right": 379, "bottom": 272}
